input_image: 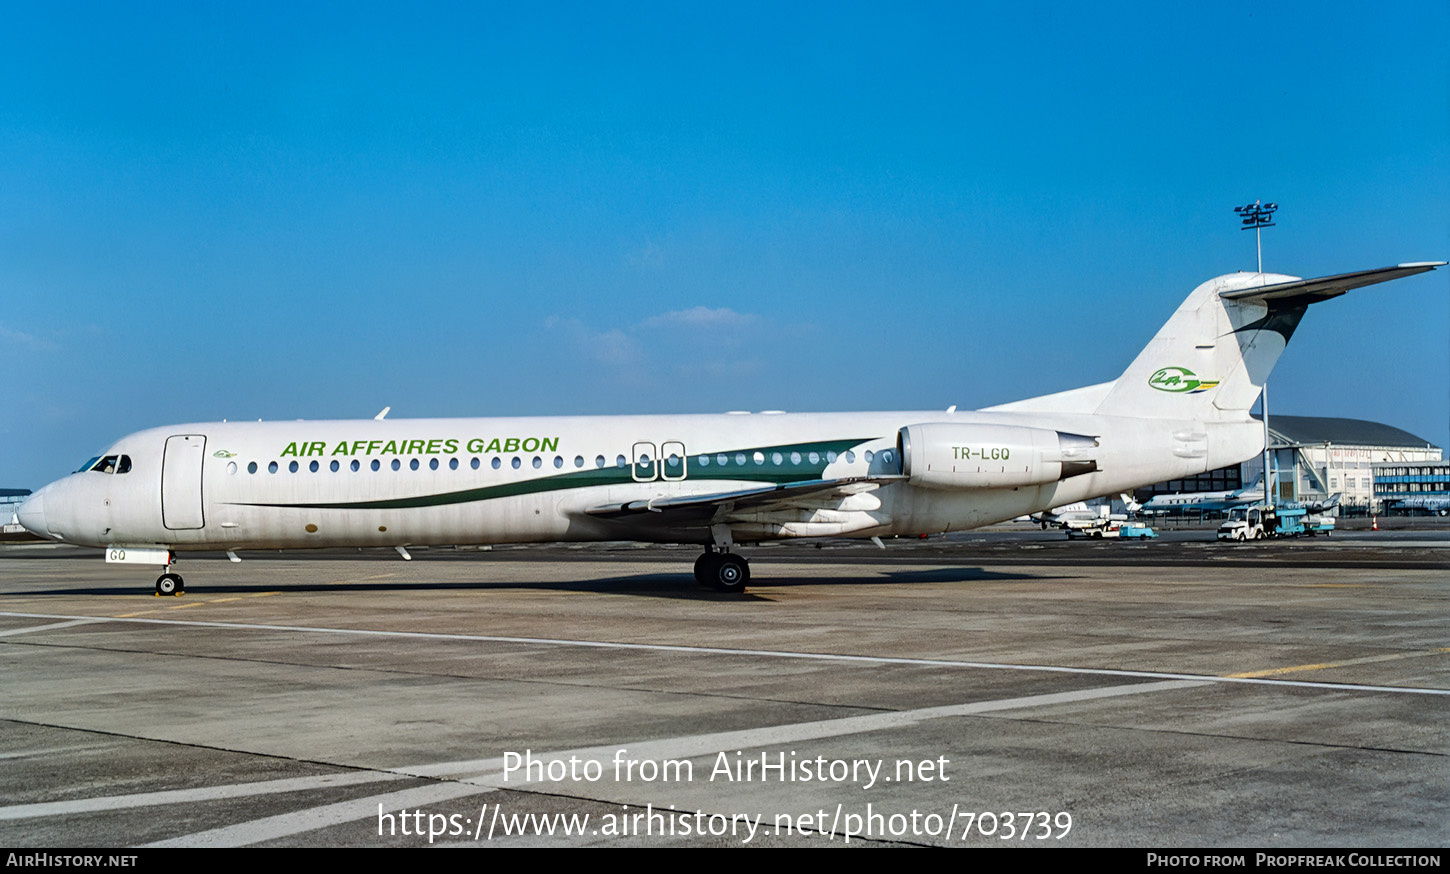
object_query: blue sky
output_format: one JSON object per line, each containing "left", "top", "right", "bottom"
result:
{"left": 3, "top": 1, "right": 1447, "bottom": 487}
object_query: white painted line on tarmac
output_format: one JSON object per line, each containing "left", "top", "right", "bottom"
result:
{"left": 3, "top": 610, "right": 1447, "bottom": 696}
{"left": 0, "top": 771, "right": 406, "bottom": 821}
{"left": 0, "top": 744, "right": 112, "bottom": 761}
{"left": 0, "top": 618, "right": 104, "bottom": 637}
{"left": 141, "top": 679, "right": 1201, "bottom": 847}
{"left": 404, "top": 679, "right": 1206, "bottom": 781}
{"left": 143, "top": 780, "right": 490, "bottom": 848}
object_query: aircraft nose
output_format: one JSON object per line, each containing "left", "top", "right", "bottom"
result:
{"left": 16, "top": 489, "right": 54, "bottom": 540}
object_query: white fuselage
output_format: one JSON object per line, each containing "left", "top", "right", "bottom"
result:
{"left": 21, "top": 408, "right": 1262, "bottom": 552}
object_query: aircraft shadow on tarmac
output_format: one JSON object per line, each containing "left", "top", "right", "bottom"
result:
{"left": 28, "top": 566, "right": 1066, "bottom": 602}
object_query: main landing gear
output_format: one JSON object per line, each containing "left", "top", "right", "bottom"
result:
{"left": 693, "top": 524, "right": 749, "bottom": 593}
{"left": 693, "top": 550, "right": 750, "bottom": 593}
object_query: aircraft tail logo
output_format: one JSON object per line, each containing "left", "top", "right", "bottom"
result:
{"left": 1147, "top": 366, "right": 1219, "bottom": 394}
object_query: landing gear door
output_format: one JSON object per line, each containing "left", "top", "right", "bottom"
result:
{"left": 162, "top": 435, "right": 206, "bottom": 530}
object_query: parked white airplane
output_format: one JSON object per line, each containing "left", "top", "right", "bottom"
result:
{"left": 1141, "top": 476, "right": 1345, "bottom": 515}
{"left": 17, "top": 263, "right": 1442, "bottom": 594}
{"left": 1139, "top": 474, "right": 1266, "bottom": 513}
{"left": 1385, "top": 495, "right": 1450, "bottom": 516}
{"left": 1027, "top": 494, "right": 1140, "bottom": 530}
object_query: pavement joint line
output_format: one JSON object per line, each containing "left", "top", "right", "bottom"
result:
{"left": 2, "top": 610, "right": 1447, "bottom": 697}
{"left": 134, "top": 679, "right": 1202, "bottom": 847}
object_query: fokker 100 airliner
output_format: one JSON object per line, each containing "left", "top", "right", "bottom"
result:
{"left": 16, "top": 262, "right": 1443, "bottom": 594}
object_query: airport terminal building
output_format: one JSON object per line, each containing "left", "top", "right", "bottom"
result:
{"left": 1373, "top": 460, "right": 1450, "bottom": 510}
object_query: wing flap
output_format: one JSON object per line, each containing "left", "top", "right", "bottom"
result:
{"left": 583, "top": 476, "right": 903, "bottom": 521}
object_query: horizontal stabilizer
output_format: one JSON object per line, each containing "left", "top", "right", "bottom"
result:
{"left": 1220, "top": 263, "right": 1445, "bottom": 308}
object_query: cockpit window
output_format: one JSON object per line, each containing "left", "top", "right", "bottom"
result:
{"left": 77, "top": 456, "right": 101, "bottom": 473}
{"left": 87, "top": 455, "right": 132, "bottom": 474}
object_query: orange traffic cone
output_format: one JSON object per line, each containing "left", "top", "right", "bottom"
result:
{"left": 1372, "top": 515, "right": 1378, "bottom": 531}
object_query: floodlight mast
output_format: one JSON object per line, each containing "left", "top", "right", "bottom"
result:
{"left": 1234, "top": 199, "right": 1278, "bottom": 273}
{"left": 1233, "top": 199, "right": 1280, "bottom": 506}
{"left": 1262, "top": 383, "right": 1274, "bottom": 508}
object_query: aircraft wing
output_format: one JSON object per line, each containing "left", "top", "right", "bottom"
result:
{"left": 584, "top": 476, "right": 905, "bottom": 523}
{"left": 1220, "top": 263, "right": 1445, "bottom": 308}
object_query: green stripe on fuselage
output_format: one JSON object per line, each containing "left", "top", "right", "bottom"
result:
{"left": 230, "top": 438, "right": 874, "bottom": 511}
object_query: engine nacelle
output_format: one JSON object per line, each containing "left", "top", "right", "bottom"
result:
{"left": 898, "top": 423, "right": 1099, "bottom": 490}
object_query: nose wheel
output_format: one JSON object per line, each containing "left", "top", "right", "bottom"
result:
{"left": 693, "top": 551, "right": 749, "bottom": 593}
{"left": 155, "top": 573, "right": 184, "bottom": 596}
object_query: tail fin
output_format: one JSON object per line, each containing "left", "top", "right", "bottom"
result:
{"left": 1094, "top": 264, "right": 1443, "bottom": 420}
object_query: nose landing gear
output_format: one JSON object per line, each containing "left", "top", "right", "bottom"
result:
{"left": 155, "top": 553, "right": 184, "bottom": 596}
